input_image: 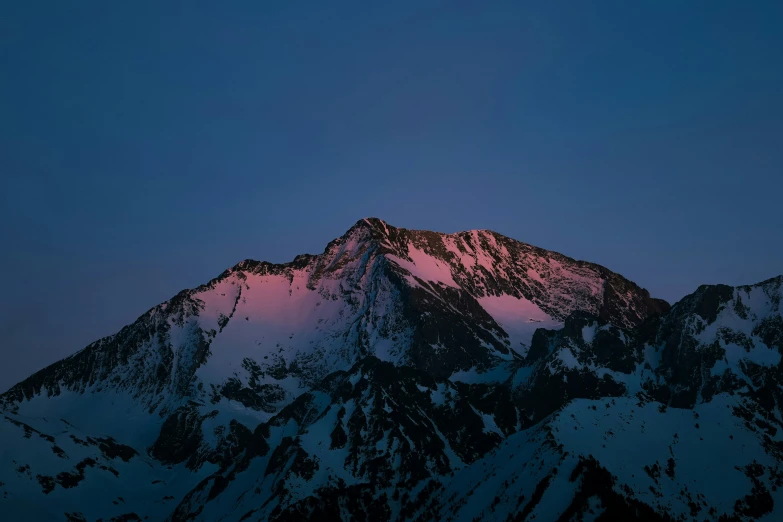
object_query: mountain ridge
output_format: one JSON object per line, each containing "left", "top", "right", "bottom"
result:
{"left": 1, "top": 219, "right": 781, "bottom": 521}
{"left": 2, "top": 217, "right": 668, "bottom": 408}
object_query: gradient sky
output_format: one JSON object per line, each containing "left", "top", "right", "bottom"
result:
{"left": 1, "top": 1, "right": 782, "bottom": 391}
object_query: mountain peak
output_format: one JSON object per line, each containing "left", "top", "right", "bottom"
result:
{"left": 346, "top": 216, "right": 395, "bottom": 235}
{"left": 358, "top": 216, "right": 390, "bottom": 230}
{"left": 345, "top": 217, "right": 494, "bottom": 239}
{"left": 332, "top": 216, "right": 394, "bottom": 245}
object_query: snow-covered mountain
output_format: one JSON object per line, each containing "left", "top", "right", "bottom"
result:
{"left": 1, "top": 218, "right": 780, "bottom": 521}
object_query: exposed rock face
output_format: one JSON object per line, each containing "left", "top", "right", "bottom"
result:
{"left": 0, "top": 218, "right": 780, "bottom": 521}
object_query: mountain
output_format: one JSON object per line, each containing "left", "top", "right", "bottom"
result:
{"left": 0, "top": 218, "right": 780, "bottom": 521}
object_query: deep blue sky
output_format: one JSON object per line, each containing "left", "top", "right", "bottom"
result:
{"left": 1, "top": 1, "right": 781, "bottom": 391}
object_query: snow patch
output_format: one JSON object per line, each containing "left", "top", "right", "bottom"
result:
{"left": 477, "top": 294, "right": 560, "bottom": 350}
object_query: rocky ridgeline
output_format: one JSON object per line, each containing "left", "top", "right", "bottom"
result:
{"left": 0, "top": 219, "right": 780, "bottom": 521}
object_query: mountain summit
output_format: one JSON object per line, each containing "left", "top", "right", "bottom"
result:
{"left": 1, "top": 219, "right": 781, "bottom": 521}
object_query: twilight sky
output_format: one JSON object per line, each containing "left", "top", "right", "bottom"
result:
{"left": 1, "top": 1, "right": 782, "bottom": 391}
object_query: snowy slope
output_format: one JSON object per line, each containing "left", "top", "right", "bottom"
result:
{"left": 1, "top": 218, "right": 780, "bottom": 521}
